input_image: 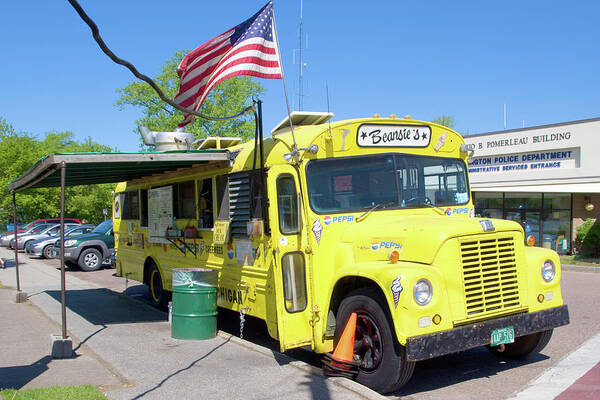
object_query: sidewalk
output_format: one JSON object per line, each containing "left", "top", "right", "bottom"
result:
{"left": 0, "top": 248, "right": 381, "bottom": 400}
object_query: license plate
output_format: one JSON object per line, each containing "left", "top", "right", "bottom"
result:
{"left": 491, "top": 326, "right": 515, "bottom": 346}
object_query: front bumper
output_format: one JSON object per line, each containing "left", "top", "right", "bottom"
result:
{"left": 405, "top": 305, "right": 569, "bottom": 361}
{"left": 25, "top": 244, "right": 43, "bottom": 257}
{"left": 50, "top": 246, "right": 81, "bottom": 261}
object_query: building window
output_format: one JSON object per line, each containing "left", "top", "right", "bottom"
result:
{"left": 473, "top": 192, "right": 571, "bottom": 254}
{"left": 542, "top": 194, "right": 571, "bottom": 253}
{"left": 504, "top": 192, "right": 542, "bottom": 247}
{"left": 473, "top": 192, "right": 503, "bottom": 219}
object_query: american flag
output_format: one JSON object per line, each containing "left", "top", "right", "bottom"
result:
{"left": 174, "top": 1, "right": 282, "bottom": 127}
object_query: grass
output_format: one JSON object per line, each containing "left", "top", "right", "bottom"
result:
{"left": 560, "top": 254, "right": 600, "bottom": 267}
{"left": 0, "top": 385, "right": 106, "bottom": 400}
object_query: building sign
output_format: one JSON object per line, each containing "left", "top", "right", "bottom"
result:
{"left": 357, "top": 124, "right": 432, "bottom": 147}
{"left": 463, "top": 129, "right": 576, "bottom": 157}
{"left": 469, "top": 149, "right": 578, "bottom": 174}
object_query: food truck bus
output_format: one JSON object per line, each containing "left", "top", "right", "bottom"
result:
{"left": 113, "top": 113, "right": 569, "bottom": 393}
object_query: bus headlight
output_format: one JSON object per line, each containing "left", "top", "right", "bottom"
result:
{"left": 542, "top": 260, "right": 555, "bottom": 282}
{"left": 414, "top": 279, "right": 433, "bottom": 305}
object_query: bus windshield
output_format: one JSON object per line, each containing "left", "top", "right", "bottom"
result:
{"left": 306, "top": 153, "right": 469, "bottom": 214}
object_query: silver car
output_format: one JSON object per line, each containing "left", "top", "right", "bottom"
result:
{"left": 10, "top": 223, "right": 79, "bottom": 250}
{"left": 0, "top": 223, "right": 45, "bottom": 247}
{"left": 2, "top": 223, "right": 57, "bottom": 247}
{"left": 25, "top": 224, "right": 95, "bottom": 258}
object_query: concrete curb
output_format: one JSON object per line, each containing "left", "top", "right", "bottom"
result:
{"left": 562, "top": 264, "right": 600, "bottom": 273}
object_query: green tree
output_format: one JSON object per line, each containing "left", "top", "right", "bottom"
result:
{"left": 115, "top": 51, "right": 265, "bottom": 148}
{"left": 0, "top": 119, "right": 114, "bottom": 226}
{"left": 431, "top": 115, "right": 456, "bottom": 129}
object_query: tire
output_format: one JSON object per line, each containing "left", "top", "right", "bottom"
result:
{"left": 148, "top": 263, "right": 170, "bottom": 310}
{"left": 335, "top": 288, "right": 415, "bottom": 394}
{"left": 42, "top": 245, "right": 54, "bottom": 259}
{"left": 488, "top": 329, "right": 553, "bottom": 359}
{"left": 78, "top": 248, "right": 103, "bottom": 271}
{"left": 23, "top": 240, "right": 34, "bottom": 251}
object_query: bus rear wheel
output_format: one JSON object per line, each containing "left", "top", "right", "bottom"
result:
{"left": 335, "top": 288, "right": 415, "bottom": 394}
{"left": 148, "top": 263, "right": 170, "bottom": 310}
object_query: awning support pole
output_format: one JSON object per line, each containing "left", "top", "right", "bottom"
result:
{"left": 60, "top": 161, "right": 67, "bottom": 339}
{"left": 12, "top": 191, "right": 21, "bottom": 292}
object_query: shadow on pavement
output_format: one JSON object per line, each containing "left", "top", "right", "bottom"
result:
{"left": 45, "top": 288, "right": 166, "bottom": 325}
{"left": 130, "top": 336, "right": 232, "bottom": 400}
{"left": 391, "top": 347, "right": 550, "bottom": 397}
{"left": 0, "top": 356, "right": 51, "bottom": 390}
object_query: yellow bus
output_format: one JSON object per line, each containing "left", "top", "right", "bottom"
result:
{"left": 113, "top": 113, "right": 569, "bottom": 393}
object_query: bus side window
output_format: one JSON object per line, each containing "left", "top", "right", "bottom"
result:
{"left": 277, "top": 175, "right": 299, "bottom": 234}
{"left": 122, "top": 191, "right": 140, "bottom": 220}
{"left": 198, "top": 178, "right": 214, "bottom": 228}
{"left": 140, "top": 189, "right": 148, "bottom": 227}
{"left": 216, "top": 175, "right": 229, "bottom": 220}
{"left": 174, "top": 181, "right": 196, "bottom": 219}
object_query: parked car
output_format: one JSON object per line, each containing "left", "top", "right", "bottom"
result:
{"left": 3, "top": 218, "right": 82, "bottom": 236}
{"left": 2, "top": 223, "right": 58, "bottom": 248}
{"left": 10, "top": 223, "right": 80, "bottom": 250}
{"left": 53, "top": 220, "right": 114, "bottom": 271}
{"left": 25, "top": 224, "right": 95, "bottom": 258}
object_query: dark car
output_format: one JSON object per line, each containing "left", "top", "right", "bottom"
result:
{"left": 53, "top": 220, "right": 114, "bottom": 271}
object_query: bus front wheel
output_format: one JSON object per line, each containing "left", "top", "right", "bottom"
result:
{"left": 148, "top": 263, "right": 170, "bottom": 310}
{"left": 335, "top": 288, "right": 415, "bottom": 394}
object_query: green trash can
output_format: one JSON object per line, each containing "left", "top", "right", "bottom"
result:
{"left": 171, "top": 268, "right": 218, "bottom": 340}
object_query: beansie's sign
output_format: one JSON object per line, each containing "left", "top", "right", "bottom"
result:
{"left": 357, "top": 124, "right": 432, "bottom": 147}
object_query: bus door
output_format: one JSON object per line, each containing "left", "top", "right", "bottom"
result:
{"left": 268, "top": 164, "right": 314, "bottom": 351}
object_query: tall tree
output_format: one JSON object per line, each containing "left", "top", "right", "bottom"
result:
{"left": 0, "top": 119, "right": 114, "bottom": 226}
{"left": 431, "top": 115, "right": 456, "bottom": 129}
{"left": 115, "top": 51, "right": 265, "bottom": 147}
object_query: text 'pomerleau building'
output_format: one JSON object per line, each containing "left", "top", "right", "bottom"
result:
{"left": 464, "top": 117, "right": 600, "bottom": 254}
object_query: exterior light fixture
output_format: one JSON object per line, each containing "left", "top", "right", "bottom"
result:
{"left": 584, "top": 195, "right": 594, "bottom": 212}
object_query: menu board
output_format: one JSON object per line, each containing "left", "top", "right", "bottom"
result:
{"left": 148, "top": 186, "right": 173, "bottom": 243}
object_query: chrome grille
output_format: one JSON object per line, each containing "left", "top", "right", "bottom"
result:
{"left": 460, "top": 235, "right": 520, "bottom": 317}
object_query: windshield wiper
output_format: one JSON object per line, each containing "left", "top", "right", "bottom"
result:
{"left": 420, "top": 202, "right": 448, "bottom": 215}
{"left": 356, "top": 201, "right": 395, "bottom": 223}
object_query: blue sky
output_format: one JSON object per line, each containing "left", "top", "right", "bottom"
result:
{"left": 1, "top": 1, "right": 599, "bottom": 152}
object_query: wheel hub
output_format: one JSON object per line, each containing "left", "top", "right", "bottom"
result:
{"left": 354, "top": 313, "right": 383, "bottom": 370}
{"left": 85, "top": 253, "right": 99, "bottom": 266}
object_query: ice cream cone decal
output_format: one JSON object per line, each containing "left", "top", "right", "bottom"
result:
{"left": 391, "top": 276, "right": 403, "bottom": 308}
{"left": 312, "top": 218, "right": 323, "bottom": 245}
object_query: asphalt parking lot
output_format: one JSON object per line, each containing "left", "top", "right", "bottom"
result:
{"left": 1, "top": 247, "right": 599, "bottom": 399}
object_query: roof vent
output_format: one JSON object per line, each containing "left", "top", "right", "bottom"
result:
{"left": 271, "top": 111, "right": 334, "bottom": 135}
{"left": 196, "top": 136, "right": 243, "bottom": 149}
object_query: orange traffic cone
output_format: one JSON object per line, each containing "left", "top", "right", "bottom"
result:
{"left": 322, "top": 312, "right": 359, "bottom": 378}
{"left": 332, "top": 312, "right": 357, "bottom": 364}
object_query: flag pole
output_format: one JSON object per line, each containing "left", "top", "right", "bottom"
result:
{"left": 272, "top": 1, "right": 300, "bottom": 163}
